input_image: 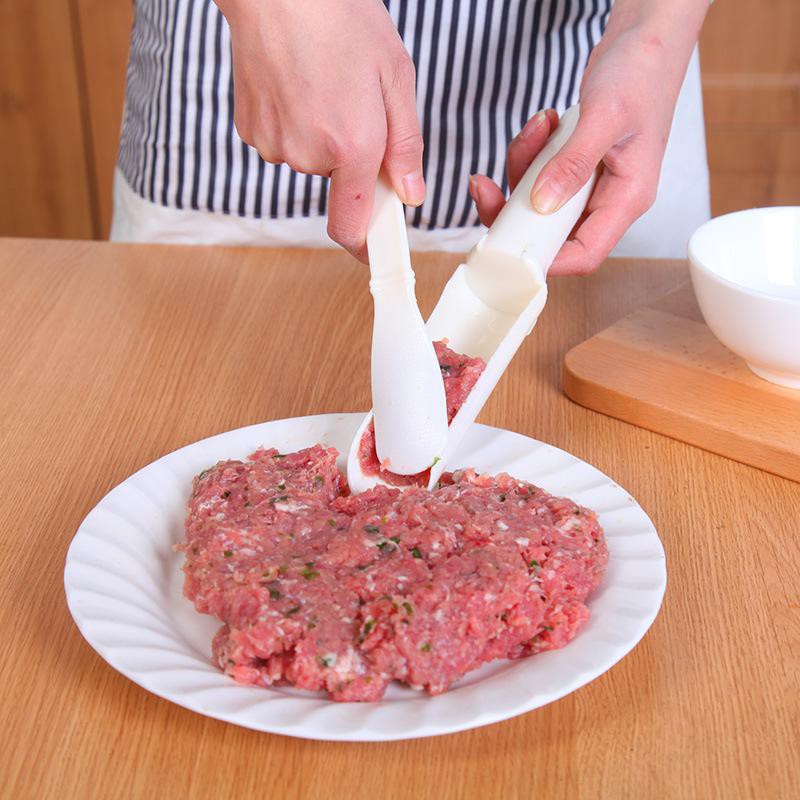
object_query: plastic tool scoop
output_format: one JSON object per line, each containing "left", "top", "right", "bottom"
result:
{"left": 361, "top": 172, "right": 449, "bottom": 476}
{"left": 348, "top": 105, "right": 595, "bottom": 492}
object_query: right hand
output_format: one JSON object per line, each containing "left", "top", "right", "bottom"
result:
{"left": 218, "top": 0, "right": 425, "bottom": 261}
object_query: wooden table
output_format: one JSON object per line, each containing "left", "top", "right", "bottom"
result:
{"left": 2, "top": 239, "right": 797, "bottom": 799}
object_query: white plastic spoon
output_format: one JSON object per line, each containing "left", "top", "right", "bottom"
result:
{"left": 348, "top": 105, "right": 595, "bottom": 492}
{"left": 363, "top": 172, "right": 448, "bottom": 476}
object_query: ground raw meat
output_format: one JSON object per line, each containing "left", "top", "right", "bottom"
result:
{"left": 179, "top": 445, "right": 608, "bottom": 702}
{"left": 358, "top": 340, "right": 486, "bottom": 487}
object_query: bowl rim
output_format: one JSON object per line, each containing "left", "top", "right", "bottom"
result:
{"left": 688, "top": 206, "right": 800, "bottom": 305}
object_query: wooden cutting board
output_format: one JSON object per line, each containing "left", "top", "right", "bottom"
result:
{"left": 563, "top": 282, "right": 800, "bottom": 483}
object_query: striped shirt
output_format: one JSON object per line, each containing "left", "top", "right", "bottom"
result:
{"left": 118, "top": 0, "right": 611, "bottom": 233}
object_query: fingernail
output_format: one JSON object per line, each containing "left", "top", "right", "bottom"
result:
{"left": 519, "top": 110, "right": 548, "bottom": 140}
{"left": 402, "top": 171, "right": 425, "bottom": 206}
{"left": 531, "top": 178, "right": 565, "bottom": 214}
{"left": 468, "top": 174, "right": 479, "bottom": 201}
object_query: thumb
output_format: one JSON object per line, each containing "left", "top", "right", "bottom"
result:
{"left": 381, "top": 58, "right": 426, "bottom": 206}
{"left": 530, "top": 106, "right": 617, "bottom": 215}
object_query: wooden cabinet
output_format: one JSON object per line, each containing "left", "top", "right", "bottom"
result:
{"left": 75, "top": 0, "right": 133, "bottom": 238}
{"left": 1, "top": 1, "right": 797, "bottom": 239}
{"left": 701, "top": 0, "right": 800, "bottom": 215}
{"left": 0, "top": 0, "right": 96, "bottom": 239}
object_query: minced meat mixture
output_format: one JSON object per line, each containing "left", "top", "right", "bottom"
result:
{"left": 179, "top": 445, "right": 608, "bottom": 702}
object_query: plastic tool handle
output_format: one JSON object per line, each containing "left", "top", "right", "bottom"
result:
{"left": 366, "top": 174, "right": 448, "bottom": 475}
{"left": 477, "top": 104, "right": 596, "bottom": 277}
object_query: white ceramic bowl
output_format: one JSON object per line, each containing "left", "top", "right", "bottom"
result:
{"left": 689, "top": 207, "right": 800, "bottom": 388}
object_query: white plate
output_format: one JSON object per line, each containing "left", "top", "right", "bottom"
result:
{"left": 64, "top": 413, "right": 665, "bottom": 741}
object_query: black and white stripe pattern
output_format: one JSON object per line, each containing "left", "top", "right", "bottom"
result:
{"left": 118, "top": 0, "right": 611, "bottom": 229}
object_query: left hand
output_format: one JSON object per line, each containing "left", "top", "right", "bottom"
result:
{"left": 470, "top": 1, "right": 708, "bottom": 275}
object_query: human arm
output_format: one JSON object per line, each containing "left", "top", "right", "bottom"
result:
{"left": 215, "top": 0, "right": 425, "bottom": 261}
{"left": 470, "top": 0, "right": 711, "bottom": 274}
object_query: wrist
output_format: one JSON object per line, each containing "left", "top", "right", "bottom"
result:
{"left": 214, "top": 0, "right": 278, "bottom": 28}
{"left": 606, "top": 0, "right": 710, "bottom": 47}
{"left": 595, "top": 0, "right": 709, "bottom": 91}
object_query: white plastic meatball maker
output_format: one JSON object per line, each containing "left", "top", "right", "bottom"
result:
{"left": 347, "top": 105, "right": 596, "bottom": 493}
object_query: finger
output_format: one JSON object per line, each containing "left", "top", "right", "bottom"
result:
{"left": 328, "top": 157, "right": 382, "bottom": 263}
{"left": 531, "top": 104, "right": 621, "bottom": 215}
{"left": 381, "top": 54, "right": 426, "bottom": 206}
{"left": 469, "top": 174, "right": 506, "bottom": 227}
{"left": 254, "top": 140, "right": 285, "bottom": 166}
{"left": 471, "top": 109, "right": 557, "bottom": 228}
{"left": 506, "top": 108, "right": 557, "bottom": 190}
{"left": 249, "top": 118, "right": 284, "bottom": 165}
{"left": 548, "top": 167, "right": 657, "bottom": 275}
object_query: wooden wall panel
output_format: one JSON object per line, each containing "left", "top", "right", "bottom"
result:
{"left": 75, "top": 0, "right": 133, "bottom": 237}
{"left": 700, "top": 0, "right": 800, "bottom": 216}
{"left": 701, "top": 0, "right": 799, "bottom": 74}
{"left": 0, "top": 0, "right": 95, "bottom": 239}
{"left": 703, "top": 77, "right": 800, "bottom": 127}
